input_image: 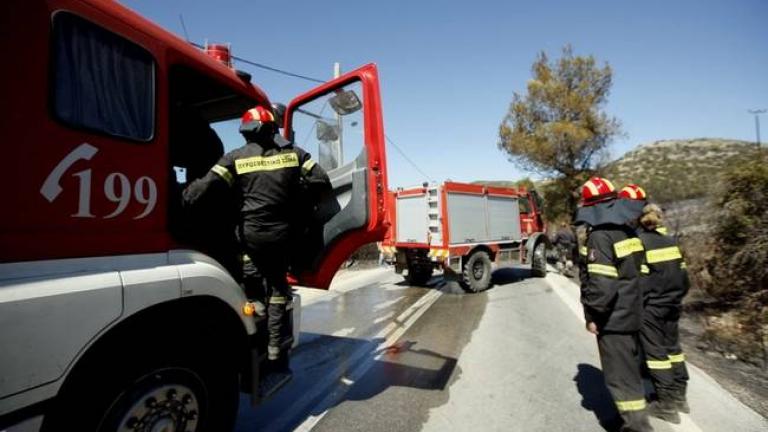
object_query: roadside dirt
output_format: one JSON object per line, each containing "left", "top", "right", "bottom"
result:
{"left": 679, "top": 300, "right": 768, "bottom": 419}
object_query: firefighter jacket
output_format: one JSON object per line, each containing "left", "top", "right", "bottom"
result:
{"left": 581, "top": 224, "right": 645, "bottom": 333}
{"left": 554, "top": 227, "right": 577, "bottom": 248}
{"left": 183, "top": 138, "right": 330, "bottom": 242}
{"left": 637, "top": 228, "right": 690, "bottom": 310}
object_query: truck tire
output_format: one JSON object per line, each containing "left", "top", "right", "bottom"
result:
{"left": 43, "top": 323, "right": 239, "bottom": 432}
{"left": 406, "top": 265, "right": 433, "bottom": 286}
{"left": 461, "top": 251, "right": 492, "bottom": 293}
{"left": 531, "top": 241, "right": 547, "bottom": 278}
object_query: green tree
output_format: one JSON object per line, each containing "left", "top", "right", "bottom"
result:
{"left": 498, "top": 45, "right": 622, "bottom": 219}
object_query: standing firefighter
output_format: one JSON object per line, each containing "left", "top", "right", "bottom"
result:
{"left": 183, "top": 105, "right": 331, "bottom": 383}
{"left": 575, "top": 177, "right": 651, "bottom": 432}
{"left": 553, "top": 221, "right": 577, "bottom": 276}
{"left": 620, "top": 185, "right": 690, "bottom": 423}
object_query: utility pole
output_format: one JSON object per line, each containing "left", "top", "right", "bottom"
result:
{"left": 748, "top": 109, "right": 766, "bottom": 149}
{"left": 334, "top": 62, "right": 343, "bottom": 166}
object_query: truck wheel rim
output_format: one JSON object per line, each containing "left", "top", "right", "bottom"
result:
{"left": 117, "top": 383, "right": 199, "bottom": 432}
{"left": 472, "top": 261, "right": 485, "bottom": 280}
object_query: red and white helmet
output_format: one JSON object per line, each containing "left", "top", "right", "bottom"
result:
{"left": 581, "top": 177, "right": 616, "bottom": 206}
{"left": 618, "top": 184, "right": 647, "bottom": 201}
{"left": 239, "top": 105, "right": 276, "bottom": 134}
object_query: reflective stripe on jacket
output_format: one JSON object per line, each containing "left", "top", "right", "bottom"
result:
{"left": 581, "top": 224, "right": 645, "bottom": 332}
{"left": 637, "top": 228, "right": 690, "bottom": 309}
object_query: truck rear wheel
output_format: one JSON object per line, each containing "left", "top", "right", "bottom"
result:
{"left": 43, "top": 323, "right": 239, "bottom": 432}
{"left": 531, "top": 241, "right": 547, "bottom": 277}
{"left": 406, "top": 265, "right": 433, "bottom": 286}
{"left": 461, "top": 251, "right": 492, "bottom": 293}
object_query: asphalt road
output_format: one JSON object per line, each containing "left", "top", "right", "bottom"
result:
{"left": 234, "top": 267, "right": 768, "bottom": 432}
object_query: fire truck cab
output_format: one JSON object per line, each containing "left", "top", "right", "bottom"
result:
{"left": 0, "top": 1, "right": 388, "bottom": 431}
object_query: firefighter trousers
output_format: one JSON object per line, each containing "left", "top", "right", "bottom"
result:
{"left": 640, "top": 307, "right": 689, "bottom": 400}
{"left": 243, "top": 238, "right": 293, "bottom": 362}
{"left": 640, "top": 308, "right": 676, "bottom": 401}
{"left": 597, "top": 332, "right": 653, "bottom": 432}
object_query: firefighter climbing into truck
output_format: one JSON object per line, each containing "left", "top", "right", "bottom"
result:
{"left": 182, "top": 103, "right": 332, "bottom": 389}
{"left": 0, "top": 1, "right": 389, "bottom": 430}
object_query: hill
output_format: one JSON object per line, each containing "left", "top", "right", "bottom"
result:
{"left": 471, "top": 180, "right": 520, "bottom": 188}
{"left": 606, "top": 138, "right": 759, "bottom": 203}
{"left": 471, "top": 178, "right": 540, "bottom": 190}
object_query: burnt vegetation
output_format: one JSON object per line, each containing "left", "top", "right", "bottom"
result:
{"left": 611, "top": 141, "right": 767, "bottom": 368}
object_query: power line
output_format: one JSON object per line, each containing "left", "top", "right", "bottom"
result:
{"left": 178, "top": 14, "right": 190, "bottom": 42}
{"left": 385, "top": 134, "right": 434, "bottom": 182}
{"left": 233, "top": 55, "right": 326, "bottom": 84}
{"left": 190, "top": 42, "right": 325, "bottom": 83}
{"left": 188, "top": 41, "right": 434, "bottom": 181}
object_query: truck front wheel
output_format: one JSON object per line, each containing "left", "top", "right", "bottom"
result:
{"left": 43, "top": 325, "right": 239, "bottom": 432}
{"left": 531, "top": 241, "right": 547, "bottom": 277}
{"left": 461, "top": 251, "right": 492, "bottom": 293}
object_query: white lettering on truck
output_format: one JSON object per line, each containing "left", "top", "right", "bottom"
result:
{"left": 41, "top": 143, "right": 157, "bottom": 219}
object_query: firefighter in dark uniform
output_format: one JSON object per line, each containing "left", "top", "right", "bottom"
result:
{"left": 620, "top": 185, "right": 690, "bottom": 423}
{"left": 553, "top": 221, "right": 577, "bottom": 276}
{"left": 183, "top": 105, "right": 331, "bottom": 380}
{"left": 575, "top": 177, "right": 652, "bottom": 432}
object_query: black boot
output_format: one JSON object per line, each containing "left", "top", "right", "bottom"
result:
{"left": 647, "top": 400, "right": 681, "bottom": 424}
{"left": 619, "top": 410, "right": 654, "bottom": 432}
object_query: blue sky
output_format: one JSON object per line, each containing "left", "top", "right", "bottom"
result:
{"left": 123, "top": 0, "right": 767, "bottom": 188}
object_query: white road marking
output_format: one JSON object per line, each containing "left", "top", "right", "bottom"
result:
{"left": 546, "top": 270, "right": 586, "bottom": 324}
{"left": 373, "top": 296, "right": 404, "bottom": 312}
{"left": 545, "top": 270, "right": 707, "bottom": 432}
{"left": 261, "top": 279, "right": 443, "bottom": 432}
{"left": 372, "top": 310, "right": 395, "bottom": 325}
{"left": 293, "top": 288, "right": 444, "bottom": 432}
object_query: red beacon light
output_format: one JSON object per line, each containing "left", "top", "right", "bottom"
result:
{"left": 204, "top": 41, "right": 233, "bottom": 68}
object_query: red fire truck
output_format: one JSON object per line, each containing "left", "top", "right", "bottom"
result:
{"left": 382, "top": 182, "right": 548, "bottom": 292}
{"left": 0, "top": 1, "right": 388, "bottom": 430}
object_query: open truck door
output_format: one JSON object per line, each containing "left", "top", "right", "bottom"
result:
{"left": 285, "top": 63, "right": 388, "bottom": 289}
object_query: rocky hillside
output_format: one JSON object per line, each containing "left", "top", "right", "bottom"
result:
{"left": 606, "top": 138, "right": 759, "bottom": 203}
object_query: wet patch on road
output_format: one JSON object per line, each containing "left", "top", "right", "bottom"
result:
{"left": 311, "top": 282, "right": 489, "bottom": 432}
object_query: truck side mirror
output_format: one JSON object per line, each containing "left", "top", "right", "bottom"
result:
{"left": 329, "top": 90, "right": 362, "bottom": 115}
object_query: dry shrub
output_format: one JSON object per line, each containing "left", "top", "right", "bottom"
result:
{"left": 691, "top": 153, "right": 768, "bottom": 367}
{"left": 679, "top": 234, "right": 714, "bottom": 299}
{"left": 702, "top": 311, "right": 767, "bottom": 366}
{"left": 705, "top": 154, "right": 768, "bottom": 303}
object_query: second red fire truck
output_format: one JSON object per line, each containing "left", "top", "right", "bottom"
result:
{"left": 382, "top": 182, "right": 548, "bottom": 292}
